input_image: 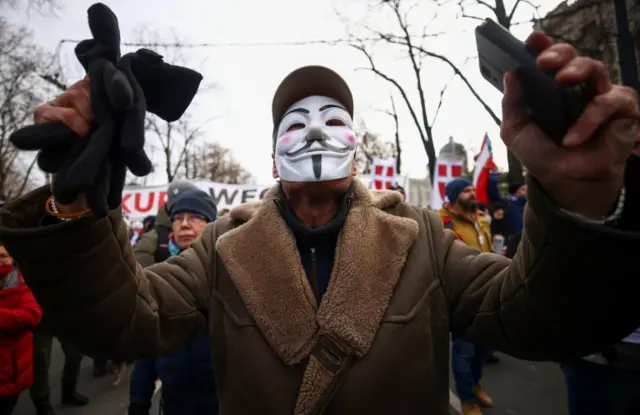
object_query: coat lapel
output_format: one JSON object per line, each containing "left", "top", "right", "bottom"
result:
{"left": 216, "top": 186, "right": 318, "bottom": 365}
{"left": 215, "top": 180, "right": 419, "bottom": 382}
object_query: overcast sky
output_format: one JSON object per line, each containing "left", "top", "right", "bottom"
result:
{"left": 9, "top": 0, "right": 565, "bottom": 185}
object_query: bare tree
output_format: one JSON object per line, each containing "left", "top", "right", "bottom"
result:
{"left": 376, "top": 94, "right": 402, "bottom": 174}
{"left": 344, "top": 0, "right": 471, "bottom": 180}
{"left": 145, "top": 112, "right": 208, "bottom": 182}
{"left": 0, "top": 17, "right": 55, "bottom": 199}
{"left": 134, "top": 28, "right": 214, "bottom": 183}
{"left": 354, "top": 120, "right": 396, "bottom": 174}
{"left": 456, "top": 0, "right": 542, "bottom": 184}
{"left": 1, "top": 0, "right": 60, "bottom": 13}
{"left": 183, "top": 142, "right": 251, "bottom": 184}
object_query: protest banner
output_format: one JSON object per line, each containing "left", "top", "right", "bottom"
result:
{"left": 122, "top": 175, "right": 410, "bottom": 221}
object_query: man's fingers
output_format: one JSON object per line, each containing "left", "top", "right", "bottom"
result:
{"left": 500, "top": 72, "right": 527, "bottom": 144}
{"left": 555, "top": 57, "right": 612, "bottom": 95}
{"left": 68, "top": 77, "right": 90, "bottom": 92}
{"left": 525, "top": 31, "right": 554, "bottom": 55}
{"left": 536, "top": 43, "right": 577, "bottom": 70}
{"left": 53, "top": 87, "right": 94, "bottom": 125}
{"left": 33, "top": 104, "right": 91, "bottom": 137}
{"left": 563, "top": 86, "right": 640, "bottom": 147}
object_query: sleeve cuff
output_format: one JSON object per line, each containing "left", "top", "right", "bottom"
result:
{"left": 561, "top": 186, "right": 625, "bottom": 226}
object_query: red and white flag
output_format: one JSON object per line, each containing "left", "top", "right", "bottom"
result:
{"left": 371, "top": 157, "right": 397, "bottom": 190}
{"left": 472, "top": 133, "right": 496, "bottom": 205}
{"left": 431, "top": 159, "right": 464, "bottom": 210}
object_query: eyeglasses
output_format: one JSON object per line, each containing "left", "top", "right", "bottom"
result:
{"left": 172, "top": 214, "right": 207, "bottom": 225}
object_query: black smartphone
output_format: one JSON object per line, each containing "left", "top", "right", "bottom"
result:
{"left": 475, "top": 18, "right": 594, "bottom": 144}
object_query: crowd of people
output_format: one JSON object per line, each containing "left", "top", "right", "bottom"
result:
{"left": 2, "top": 29, "right": 640, "bottom": 415}
{"left": 3, "top": 169, "right": 640, "bottom": 415}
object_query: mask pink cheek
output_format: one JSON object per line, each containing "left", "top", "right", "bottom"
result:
{"left": 345, "top": 133, "right": 355, "bottom": 146}
{"left": 278, "top": 135, "right": 291, "bottom": 145}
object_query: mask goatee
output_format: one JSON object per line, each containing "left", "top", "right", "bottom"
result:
{"left": 312, "top": 154, "right": 322, "bottom": 179}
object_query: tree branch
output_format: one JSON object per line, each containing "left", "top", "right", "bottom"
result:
{"left": 15, "top": 156, "right": 37, "bottom": 197}
{"left": 39, "top": 73, "right": 67, "bottom": 91}
{"left": 389, "top": 95, "right": 401, "bottom": 174}
{"left": 378, "top": 34, "right": 501, "bottom": 125}
{"left": 430, "top": 75, "right": 453, "bottom": 126}
{"left": 351, "top": 43, "right": 427, "bottom": 144}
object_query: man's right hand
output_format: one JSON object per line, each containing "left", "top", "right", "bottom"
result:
{"left": 34, "top": 78, "right": 93, "bottom": 214}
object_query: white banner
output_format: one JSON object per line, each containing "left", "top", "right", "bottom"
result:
{"left": 430, "top": 160, "right": 465, "bottom": 210}
{"left": 371, "top": 157, "right": 398, "bottom": 190}
{"left": 122, "top": 175, "right": 410, "bottom": 221}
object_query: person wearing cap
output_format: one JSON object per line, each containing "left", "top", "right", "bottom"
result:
{"left": 438, "top": 179, "right": 494, "bottom": 414}
{"left": 4, "top": 34, "right": 640, "bottom": 415}
{"left": 133, "top": 180, "right": 198, "bottom": 267}
{"left": 128, "top": 189, "right": 218, "bottom": 415}
{"left": 487, "top": 172, "right": 527, "bottom": 239}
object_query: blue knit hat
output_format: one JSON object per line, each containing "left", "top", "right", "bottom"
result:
{"left": 170, "top": 189, "right": 218, "bottom": 223}
{"left": 445, "top": 179, "right": 472, "bottom": 204}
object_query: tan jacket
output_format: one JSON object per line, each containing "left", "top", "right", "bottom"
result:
{"left": 437, "top": 205, "right": 493, "bottom": 252}
{"left": 1, "top": 178, "right": 639, "bottom": 414}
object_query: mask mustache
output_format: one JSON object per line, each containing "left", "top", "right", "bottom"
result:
{"left": 285, "top": 135, "right": 352, "bottom": 157}
{"left": 284, "top": 129, "right": 351, "bottom": 157}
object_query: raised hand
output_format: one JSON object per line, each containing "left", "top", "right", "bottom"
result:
{"left": 501, "top": 31, "right": 640, "bottom": 218}
{"left": 9, "top": 3, "right": 203, "bottom": 218}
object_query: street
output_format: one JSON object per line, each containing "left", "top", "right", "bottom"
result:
{"left": 450, "top": 352, "right": 569, "bottom": 415}
{"left": 12, "top": 343, "right": 569, "bottom": 415}
{"left": 13, "top": 340, "right": 160, "bottom": 415}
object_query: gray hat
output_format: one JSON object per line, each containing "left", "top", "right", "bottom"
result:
{"left": 166, "top": 180, "right": 198, "bottom": 210}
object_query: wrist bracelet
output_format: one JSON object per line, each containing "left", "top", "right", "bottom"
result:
{"left": 562, "top": 186, "right": 626, "bottom": 225}
{"left": 45, "top": 196, "right": 92, "bottom": 221}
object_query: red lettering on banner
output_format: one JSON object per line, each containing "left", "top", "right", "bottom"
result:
{"left": 158, "top": 191, "right": 167, "bottom": 207}
{"left": 134, "top": 192, "right": 155, "bottom": 213}
{"left": 121, "top": 193, "right": 132, "bottom": 214}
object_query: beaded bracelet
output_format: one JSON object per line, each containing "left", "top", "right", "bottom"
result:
{"left": 45, "top": 196, "right": 92, "bottom": 221}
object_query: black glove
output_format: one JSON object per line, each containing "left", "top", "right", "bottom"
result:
{"left": 9, "top": 2, "right": 202, "bottom": 217}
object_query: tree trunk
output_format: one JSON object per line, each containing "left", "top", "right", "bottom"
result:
{"left": 496, "top": 3, "right": 524, "bottom": 186}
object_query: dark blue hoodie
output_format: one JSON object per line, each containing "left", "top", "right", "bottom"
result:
{"left": 129, "top": 332, "right": 217, "bottom": 414}
{"left": 488, "top": 173, "right": 526, "bottom": 237}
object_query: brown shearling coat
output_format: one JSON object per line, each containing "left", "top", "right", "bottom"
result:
{"left": 1, "top": 178, "right": 640, "bottom": 414}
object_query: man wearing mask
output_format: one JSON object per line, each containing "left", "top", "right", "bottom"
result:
{"left": 0, "top": 243, "right": 42, "bottom": 415}
{"left": 438, "top": 179, "right": 493, "bottom": 414}
{"left": 4, "top": 34, "right": 640, "bottom": 415}
{"left": 128, "top": 189, "right": 218, "bottom": 415}
{"left": 133, "top": 180, "right": 198, "bottom": 266}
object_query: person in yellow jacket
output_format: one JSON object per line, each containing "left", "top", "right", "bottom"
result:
{"left": 438, "top": 178, "right": 493, "bottom": 415}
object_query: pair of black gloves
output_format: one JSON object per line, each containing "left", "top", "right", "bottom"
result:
{"left": 10, "top": 3, "right": 202, "bottom": 217}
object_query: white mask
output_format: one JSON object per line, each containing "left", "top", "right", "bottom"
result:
{"left": 274, "top": 95, "right": 356, "bottom": 182}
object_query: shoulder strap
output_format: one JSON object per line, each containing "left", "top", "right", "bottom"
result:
{"left": 154, "top": 226, "right": 171, "bottom": 263}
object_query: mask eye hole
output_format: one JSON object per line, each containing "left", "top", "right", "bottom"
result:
{"left": 326, "top": 119, "right": 345, "bottom": 127}
{"left": 286, "top": 123, "right": 305, "bottom": 132}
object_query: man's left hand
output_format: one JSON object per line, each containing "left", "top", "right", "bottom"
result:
{"left": 501, "top": 31, "right": 640, "bottom": 218}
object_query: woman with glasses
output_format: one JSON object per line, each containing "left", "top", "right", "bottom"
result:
{"left": 128, "top": 189, "right": 219, "bottom": 415}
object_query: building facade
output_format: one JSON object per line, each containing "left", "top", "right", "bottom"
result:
{"left": 535, "top": 0, "right": 639, "bottom": 84}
